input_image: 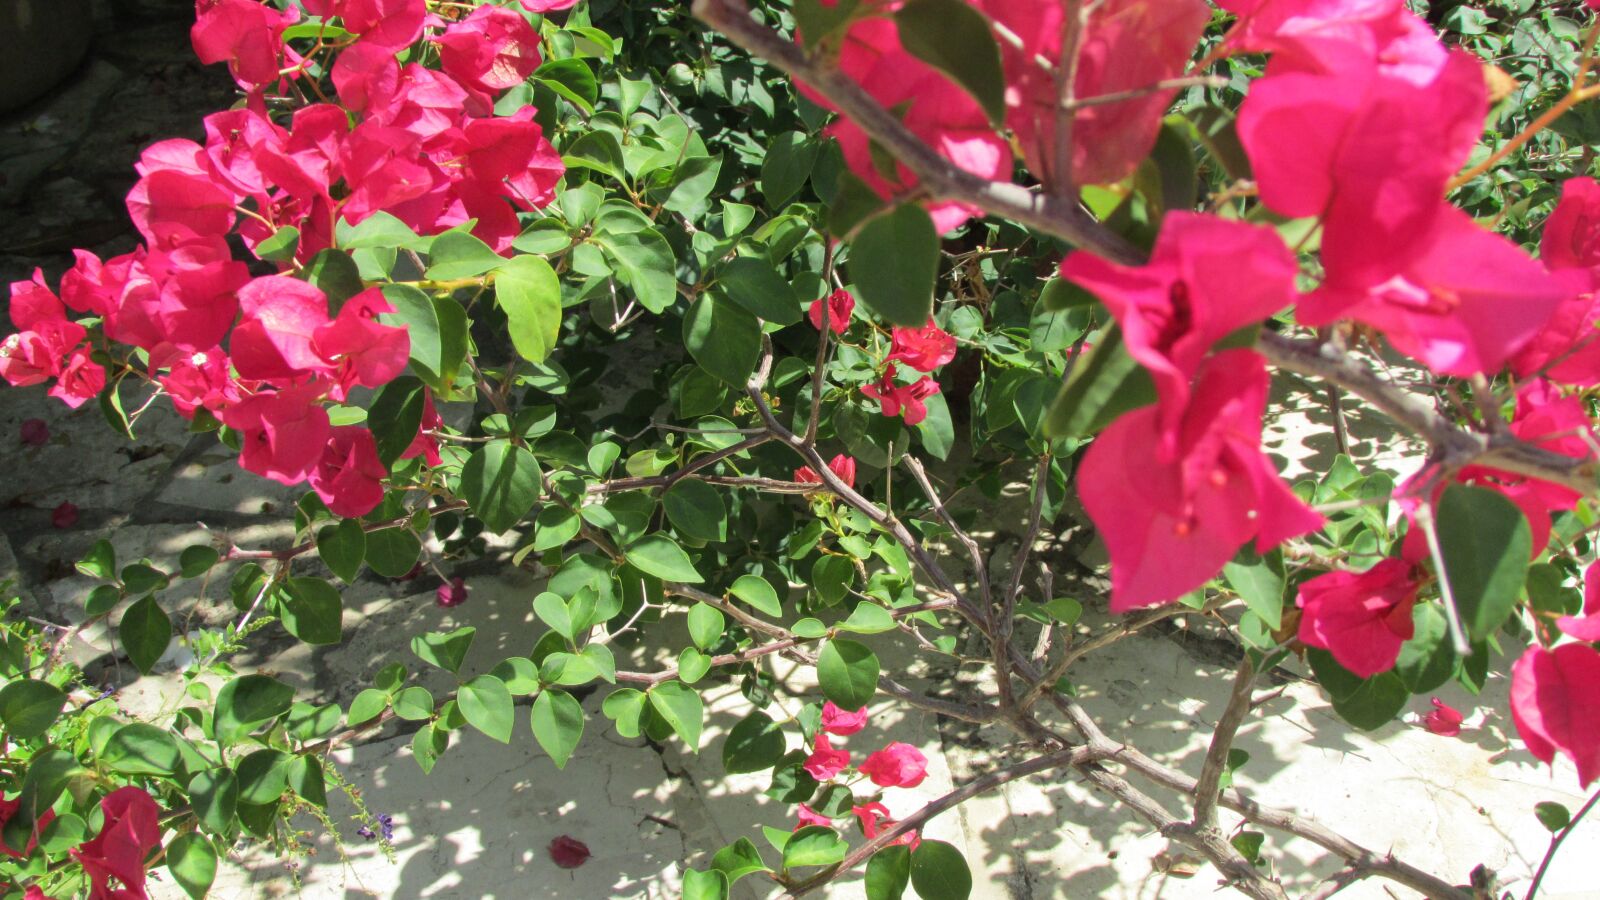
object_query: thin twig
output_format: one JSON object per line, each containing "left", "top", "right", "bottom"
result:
{"left": 1525, "top": 786, "right": 1600, "bottom": 900}
{"left": 1192, "top": 657, "right": 1257, "bottom": 828}
{"left": 783, "top": 747, "right": 1100, "bottom": 897}
{"left": 690, "top": 0, "right": 1142, "bottom": 265}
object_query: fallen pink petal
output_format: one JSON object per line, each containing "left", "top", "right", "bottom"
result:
{"left": 547, "top": 835, "right": 590, "bottom": 869}
{"left": 19, "top": 418, "right": 49, "bottom": 446}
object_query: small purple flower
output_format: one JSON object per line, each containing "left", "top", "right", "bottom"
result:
{"left": 358, "top": 814, "right": 394, "bottom": 841}
{"left": 20, "top": 418, "right": 49, "bottom": 447}
{"left": 436, "top": 577, "right": 469, "bottom": 608}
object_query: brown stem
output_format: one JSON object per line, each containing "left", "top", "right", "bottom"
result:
{"left": 1052, "top": 1, "right": 1089, "bottom": 194}
{"left": 1191, "top": 657, "right": 1256, "bottom": 828}
{"left": 1257, "top": 333, "right": 1598, "bottom": 495}
{"left": 689, "top": 0, "right": 1143, "bottom": 265}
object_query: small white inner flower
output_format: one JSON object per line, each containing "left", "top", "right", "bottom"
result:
{"left": 190, "top": 352, "right": 209, "bottom": 366}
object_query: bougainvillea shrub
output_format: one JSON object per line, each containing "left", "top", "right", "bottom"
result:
{"left": 5, "top": 0, "right": 1600, "bottom": 898}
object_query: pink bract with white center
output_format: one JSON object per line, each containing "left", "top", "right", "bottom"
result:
{"left": 1296, "top": 557, "right": 1419, "bottom": 678}
{"left": 1078, "top": 350, "right": 1324, "bottom": 612}
{"left": 888, "top": 319, "right": 957, "bottom": 373}
{"left": 802, "top": 733, "right": 850, "bottom": 781}
{"left": 1061, "top": 213, "right": 1299, "bottom": 447}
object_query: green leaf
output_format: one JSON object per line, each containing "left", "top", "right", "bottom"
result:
{"left": 1394, "top": 603, "right": 1455, "bottom": 694}
{"left": 426, "top": 230, "right": 504, "bottom": 280}
{"left": 784, "top": 826, "right": 848, "bottom": 869}
{"left": 866, "top": 845, "right": 912, "bottom": 900}
{"left": 1436, "top": 485, "right": 1532, "bottom": 643}
{"left": 495, "top": 254, "right": 564, "bottom": 364}
{"left": 119, "top": 595, "right": 172, "bottom": 674}
{"left": 459, "top": 441, "right": 543, "bottom": 534}
{"left": 849, "top": 204, "right": 938, "bottom": 327}
{"left": 682, "top": 868, "right": 729, "bottom": 900}
{"left": 722, "top": 711, "right": 787, "bottom": 775}
{"left": 7, "top": 748, "right": 81, "bottom": 847}
{"left": 625, "top": 534, "right": 704, "bottom": 583}
{"left": 817, "top": 639, "right": 879, "bottom": 709}
{"left": 916, "top": 392, "right": 954, "bottom": 460}
{"left": 840, "top": 603, "right": 896, "bottom": 635}
{"left": 287, "top": 702, "right": 341, "bottom": 741}
{"left": 255, "top": 225, "right": 300, "bottom": 263}
{"left": 316, "top": 518, "right": 367, "bottom": 583}
{"left": 236, "top": 748, "right": 290, "bottom": 805}
{"left": 102, "top": 723, "right": 181, "bottom": 775}
{"left": 302, "top": 249, "right": 365, "bottom": 308}
{"left": 715, "top": 257, "right": 801, "bottom": 326}
{"left": 77, "top": 539, "right": 116, "bottom": 579}
{"left": 812, "top": 555, "right": 853, "bottom": 607}
{"left": 565, "top": 131, "right": 626, "bottom": 180}
{"left": 279, "top": 577, "right": 344, "bottom": 645}
{"left": 1535, "top": 801, "right": 1572, "bottom": 833}
{"left": 288, "top": 755, "right": 327, "bottom": 807}
{"left": 1308, "top": 650, "right": 1408, "bottom": 731}
{"left": 1041, "top": 597, "right": 1083, "bottom": 626}
{"left": 412, "top": 723, "right": 447, "bottom": 774}
{"left": 792, "top": 618, "right": 828, "bottom": 639}
{"left": 459, "top": 675, "right": 515, "bottom": 744}
{"left": 393, "top": 686, "right": 436, "bottom": 721}
{"left": 910, "top": 840, "right": 971, "bottom": 900}
{"left": 711, "top": 837, "right": 770, "bottom": 885}
{"left": 121, "top": 563, "right": 169, "bottom": 595}
{"left": 381, "top": 284, "right": 461, "bottom": 392}
{"left": 189, "top": 768, "right": 238, "bottom": 835}
{"left": 214, "top": 674, "right": 295, "bottom": 744}
{"left": 1044, "top": 325, "right": 1155, "bottom": 439}
{"left": 1222, "top": 548, "right": 1286, "bottom": 631}
{"left": 664, "top": 479, "right": 728, "bottom": 543}
{"left": 99, "top": 376, "right": 136, "bottom": 439}
{"left": 0, "top": 679, "right": 65, "bottom": 739}
{"left": 179, "top": 545, "right": 221, "bottom": 578}
{"left": 535, "top": 57, "right": 599, "bottom": 112}
{"left": 762, "top": 132, "right": 820, "bottom": 208}
{"left": 85, "top": 584, "right": 120, "bottom": 618}
{"left": 894, "top": 0, "right": 1007, "bottom": 125}
{"left": 412, "top": 627, "right": 476, "bottom": 674}
{"left": 531, "top": 689, "right": 585, "bottom": 768}
{"left": 602, "top": 688, "right": 648, "bottom": 739}
{"left": 683, "top": 293, "right": 760, "bottom": 387}
{"left": 534, "top": 592, "right": 575, "bottom": 641}
{"left": 678, "top": 647, "right": 712, "bottom": 684}
{"left": 1135, "top": 119, "right": 1199, "bottom": 218}
{"left": 594, "top": 227, "right": 677, "bottom": 313}
{"left": 347, "top": 689, "right": 389, "bottom": 727}
{"left": 492, "top": 657, "right": 542, "bottom": 695}
{"left": 365, "top": 527, "right": 421, "bottom": 578}
{"left": 1040, "top": 277, "right": 1099, "bottom": 311}
{"left": 687, "top": 603, "right": 726, "bottom": 650}
{"left": 648, "top": 681, "right": 704, "bottom": 750}
{"left": 339, "top": 211, "right": 427, "bottom": 250}
{"left": 167, "top": 832, "right": 217, "bottom": 900}
{"left": 730, "top": 575, "right": 783, "bottom": 617}
{"left": 368, "top": 375, "right": 427, "bottom": 467}
{"left": 533, "top": 505, "right": 583, "bottom": 552}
